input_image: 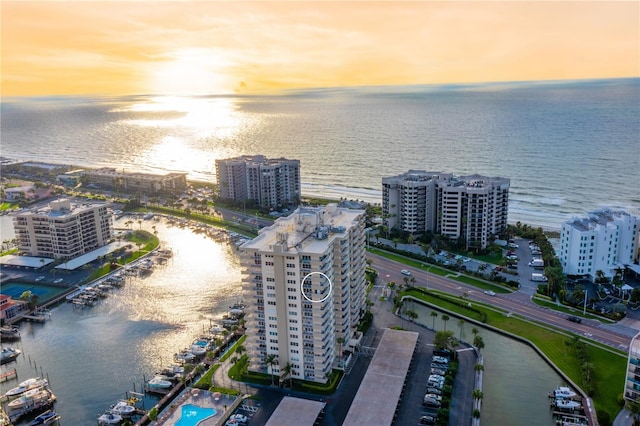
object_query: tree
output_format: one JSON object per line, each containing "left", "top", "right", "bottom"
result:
{"left": 236, "top": 345, "right": 246, "bottom": 357}
{"left": 441, "top": 314, "right": 450, "bottom": 331}
{"left": 474, "top": 363, "right": 484, "bottom": 375}
{"left": 434, "top": 330, "right": 456, "bottom": 352}
{"left": 473, "top": 335, "right": 485, "bottom": 353}
{"left": 471, "top": 327, "right": 479, "bottom": 338}
{"left": 458, "top": 318, "right": 465, "bottom": 340}
{"left": 472, "top": 388, "right": 484, "bottom": 401}
{"left": 627, "top": 400, "right": 640, "bottom": 426}
{"left": 281, "top": 361, "right": 294, "bottom": 388}
{"left": 405, "top": 309, "right": 418, "bottom": 329}
{"left": 264, "top": 354, "right": 277, "bottom": 386}
{"left": 431, "top": 311, "right": 438, "bottom": 329}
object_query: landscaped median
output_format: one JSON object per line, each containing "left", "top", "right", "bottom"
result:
{"left": 401, "top": 286, "right": 626, "bottom": 425}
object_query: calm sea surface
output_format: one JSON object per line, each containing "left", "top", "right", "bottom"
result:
{"left": 2, "top": 78, "right": 639, "bottom": 229}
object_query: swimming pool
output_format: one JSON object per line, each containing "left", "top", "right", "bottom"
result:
{"left": 175, "top": 404, "right": 216, "bottom": 426}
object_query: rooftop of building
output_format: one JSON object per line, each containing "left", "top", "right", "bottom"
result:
{"left": 240, "top": 204, "right": 363, "bottom": 254}
{"left": 564, "top": 209, "right": 638, "bottom": 232}
{"left": 343, "top": 328, "right": 419, "bottom": 425}
{"left": 383, "top": 170, "right": 509, "bottom": 187}
{"left": 217, "top": 155, "right": 299, "bottom": 166}
{"left": 84, "top": 167, "right": 186, "bottom": 178}
{"left": 12, "top": 198, "right": 109, "bottom": 219}
{"left": 264, "top": 396, "right": 326, "bottom": 426}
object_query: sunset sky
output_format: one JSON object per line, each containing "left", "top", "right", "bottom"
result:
{"left": 2, "top": 1, "right": 638, "bottom": 96}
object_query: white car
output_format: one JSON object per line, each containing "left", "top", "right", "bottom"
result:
{"left": 35, "top": 276, "right": 45, "bottom": 282}
{"left": 53, "top": 278, "right": 63, "bottom": 283}
{"left": 484, "top": 290, "right": 496, "bottom": 296}
{"left": 226, "top": 414, "right": 248, "bottom": 425}
{"left": 401, "top": 269, "right": 411, "bottom": 276}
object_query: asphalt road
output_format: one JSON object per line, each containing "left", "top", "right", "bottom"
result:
{"left": 368, "top": 252, "right": 634, "bottom": 352}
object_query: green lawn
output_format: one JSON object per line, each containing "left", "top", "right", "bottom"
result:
{"left": 402, "top": 287, "right": 626, "bottom": 422}
{"left": 531, "top": 295, "right": 615, "bottom": 324}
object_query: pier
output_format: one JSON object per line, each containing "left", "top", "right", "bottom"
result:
{"left": 0, "top": 368, "right": 17, "bottom": 383}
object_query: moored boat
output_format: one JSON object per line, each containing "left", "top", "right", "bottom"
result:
{"left": 97, "top": 411, "right": 123, "bottom": 425}
{"left": 4, "top": 377, "right": 48, "bottom": 398}
{"left": 554, "top": 398, "right": 581, "bottom": 410}
{"left": 174, "top": 350, "right": 196, "bottom": 363}
{"left": 1, "top": 347, "right": 21, "bottom": 365}
{"left": 110, "top": 400, "right": 136, "bottom": 416}
{"left": 550, "top": 386, "right": 578, "bottom": 399}
{"left": 28, "top": 409, "right": 60, "bottom": 425}
{"left": 146, "top": 375, "right": 172, "bottom": 389}
{"left": 7, "top": 388, "right": 51, "bottom": 409}
{"left": 0, "top": 326, "right": 20, "bottom": 341}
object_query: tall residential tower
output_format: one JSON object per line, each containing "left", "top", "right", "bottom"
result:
{"left": 216, "top": 155, "right": 301, "bottom": 209}
{"left": 240, "top": 204, "right": 367, "bottom": 384}
{"left": 382, "top": 171, "right": 510, "bottom": 250}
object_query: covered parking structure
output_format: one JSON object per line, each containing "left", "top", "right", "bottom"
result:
{"left": 342, "top": 328, "right": 419, "bottom": 425}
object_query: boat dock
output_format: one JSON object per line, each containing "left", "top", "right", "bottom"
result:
{"left": 0, "top": 368, "right": 17, "bottom": 383}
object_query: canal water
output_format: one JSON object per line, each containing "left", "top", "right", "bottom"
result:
{"left": 1, "top": 217, "right": 244, "bottom": 425}
{"left": 410, "top": 303, "right": 565, "bottom": 426}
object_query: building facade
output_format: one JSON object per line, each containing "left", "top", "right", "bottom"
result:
{"left": 216, "top": 155, "right": 301, "bottom": 209}
{"left": 240, "top": 204, "right": 367, "bottom": 384}
{"left": 625, "top": 332, "right": 640, "bottom": 402}
{"left": 559, "top": 209, "right": 639, "bottom": 279}
{"left": 382, "top": 171, "right": 510, "bottom": 249}
{"left": 82, "top": 168, "right": 187, "bottom": 194}
{"left": 12, "top": 198, "right": 113, "bottom": 259}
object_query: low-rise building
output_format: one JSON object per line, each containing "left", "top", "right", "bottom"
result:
{"left": 82, "top": 168, "right": 187, "bottom": 194}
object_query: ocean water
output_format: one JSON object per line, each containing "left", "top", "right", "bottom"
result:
{"left": 2, "top": 78, "right": 639, "bottom": 229}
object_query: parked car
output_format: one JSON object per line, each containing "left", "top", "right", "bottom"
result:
{"left": 430, "top": 368, "right": 446, "bottom": 376}
{"left": 425, "top": 387, "right": 442, "bottom": 396}
{"left": 433, "top": 356, "right": 449, "bottom": 364}
{"left": 226, "top": 414, "right": 248, "bottom": 424}
{"left": 420, "top": 415, "right": 437, "bottom": 425}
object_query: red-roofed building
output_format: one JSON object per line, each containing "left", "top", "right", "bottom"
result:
{"left": 0, "top": 294, "right": 27, "bottom": 321}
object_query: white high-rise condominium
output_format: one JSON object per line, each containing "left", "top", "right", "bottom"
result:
{"left": 559, "top": 209, "right": 639, "bottom": 279}
{"left": 382, "top": 171, "right": 510, "bottom": 250}
{"left": 12, "top": 198, "right": 113, "bottom": 259}
{"left": 215, "top": 155, "right": 301, "bottom": 209}
{"left": 240, "top": 204, "right": 367, "bottom": 384}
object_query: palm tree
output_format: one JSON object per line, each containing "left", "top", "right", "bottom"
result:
{"left": 441, "top": 314, "right": 450, "bottom": 331}
{"left": 264, "top": 354, "right": 277, "bottom": 386}
{"left": 281, "top": 361, "right": 293, "bottom": 388}
{"left": 405, "top": 310, "right": 418, "bottom": 329}
{"left": 431, "top": 311, "right": 438, "bottom": 329}
{"left": 473, "top": 335, "right": 485, "bottom": 353}
{"left": 472, "top": 388, "right": 484, "bottom": 401}
{"left": 471, "top": 327, "right": 479, "bottom": 338}
{"left": 236, "top": 345, "right": 246, "bottom": 358}
{"left": 474, "top": 363, "right": 484, "bottom": 376}
{"left": 458, "top": 318, "right": 465, "bottom": 340}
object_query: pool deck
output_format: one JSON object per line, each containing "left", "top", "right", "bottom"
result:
{"left": 154, "top": 388, "right": 238, "bottom": 426}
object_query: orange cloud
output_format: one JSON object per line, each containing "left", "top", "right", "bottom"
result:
{"left": 2, "top": 1, "right": 638, "bottom": 96}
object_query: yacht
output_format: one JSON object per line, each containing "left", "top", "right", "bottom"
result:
{"left": 555, "top": 398, "right": 581, "bottom": 410}
{"left": 0, "top": 347, "right": 21, "bottom": 365}
{"left": 97, "top": 411, "right": 123, "bottom": 425}
{"left": 146, "top": 375, "right": 172, "bottom": 389}
{"left": 0, "top": 326, "right": 20, "bottom": 341}
{"left": 4, "top": 377, "right": 48, "bottom": 398}
{"left": 189, "top": 344, "right": 207, "bottom": 357}
{"left": 229, "top": 303, "right": 245, "bottom": 316}
{"left": 7, "top": 388, "right": 51, "bottom": 409}
{"left": 174, "top": 350, "right": 196, "bottom": 362}
{"left": 551, "top": 386, "right": 577, "bottom": 399}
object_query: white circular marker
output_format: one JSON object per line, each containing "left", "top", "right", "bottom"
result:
{"left": 300, "top": 272, "right": 333, "bottom": 303}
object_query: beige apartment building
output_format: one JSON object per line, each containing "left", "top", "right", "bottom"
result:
{"left": 240, "top": 204, "right": 367, "bottom": 384}
{"left": 12, "top": 198, "right": 112, "bottom": 259}
{"left": 82, "top": 168, "right": 187, "bottom": 194}
{"left": 383, "top": 171, "right": 510, "bottom": 250}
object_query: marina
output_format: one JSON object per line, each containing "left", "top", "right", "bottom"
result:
{"left": 0, "top": 216, "right": 245, "bottom": 424}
